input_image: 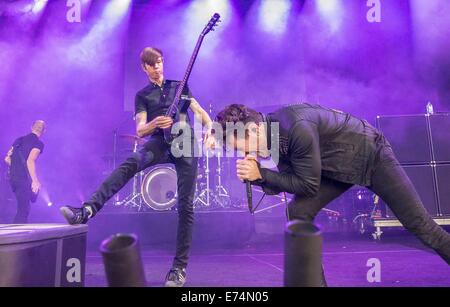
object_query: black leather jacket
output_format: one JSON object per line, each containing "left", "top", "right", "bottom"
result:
{"left": 257, "top": 103, "right": 387, "bottom": 196}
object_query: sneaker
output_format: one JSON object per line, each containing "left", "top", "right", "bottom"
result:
{"left": 164, "top": 267, "right": 186, "bottom": 287}
{"left": 60, "top": 205, "right": 91, "bottom": 225}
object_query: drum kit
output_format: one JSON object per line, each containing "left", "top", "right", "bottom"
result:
{"left": 111, "top": 116, "right": 232, "bottom": 212}
{"left": 111, "top": 134, "right": 180, "bottom": 212}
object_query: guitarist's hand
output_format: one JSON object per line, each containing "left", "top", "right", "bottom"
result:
{"left": 204, "top": 132, "right": 216, "bottom": 150}
{"left": 151, "top": 116, "right": 173, "bottom": 130}
{"left": 31, "top": 180, "right": 41, "bottom": 194}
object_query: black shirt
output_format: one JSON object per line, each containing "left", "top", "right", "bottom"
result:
{"left": 10, "top": 133, "right": 44, "bottom": 183}
{"left": 256, "top": 103, "right": 384, "bottom": 196}
{"left": 134, "top": 80, "right": 192, "bottom": 135}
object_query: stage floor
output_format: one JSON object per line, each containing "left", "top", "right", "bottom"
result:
{"left": 84, "top": 233, "right": 450, "bottom": 287}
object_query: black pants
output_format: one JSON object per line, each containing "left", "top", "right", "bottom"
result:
{"left": 288, "top": 144, "right": 450, "bottom": 266}
{"left": 10, "top": 181, "right": 32, "bottom": 224}
{"left": 85, "top": 136, "right": 198, "bottom": 269}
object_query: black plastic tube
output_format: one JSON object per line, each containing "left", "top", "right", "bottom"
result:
{"left": 284, "top": 220, "right": 323, "bottom": 287}
{"left": 100, "top": 233, "right": 147, "bottom": 287}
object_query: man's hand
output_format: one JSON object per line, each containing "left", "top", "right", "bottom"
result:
{"left": 4, "top": 156, "right": 11, "bottom": 166}
{"left": 236, "top": 155, "right": 262, "bottom": 182}
{"left": 31, "top": 180, "right": 41, "bottom": 194}
{"left": 150, "top": 116, "right": 173, "bottom": 129}
{"left": 203, "top": 130, "right": 216, "bottom": 150}
{"left": 4, "top": 147, "right": 13, "bottom": 166}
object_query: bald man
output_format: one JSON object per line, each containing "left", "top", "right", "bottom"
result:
{"left": 4, "top": 120, "right": 45, "bottom": 223}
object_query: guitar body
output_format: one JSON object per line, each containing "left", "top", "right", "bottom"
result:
{"left": 163, "top": 13, "right": 221, "bottom": 145}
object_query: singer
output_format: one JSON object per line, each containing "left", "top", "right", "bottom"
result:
{"left": 215, "top": 103, "right": 450, "bottom": 284}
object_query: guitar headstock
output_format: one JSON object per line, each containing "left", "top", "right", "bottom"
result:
{"left": 201, "top": 13, "right": 221, "bottom": 36}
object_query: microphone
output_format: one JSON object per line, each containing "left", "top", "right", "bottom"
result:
{"left": 245, "top": 180, "right": 253, "bottom": 214}
{"left": 243, "top": 153, "right": 256, "bottom": 214}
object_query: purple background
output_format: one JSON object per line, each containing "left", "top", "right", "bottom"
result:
{"left": 1, "top": 0, "right": 450, "bottom": 221}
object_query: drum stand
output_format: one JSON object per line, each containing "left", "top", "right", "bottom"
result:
{"left": 214, "top": 151, "right": 230, "bottom": 207}
{"left": 193, "top": 150, "right": 215, "bottom": 208}
{"left": 194, "top": 149, "right": 231, "bottom": 209}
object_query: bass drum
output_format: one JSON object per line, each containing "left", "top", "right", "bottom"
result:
{"left": 141, "top": 165, "right": 178, "bottom": 211}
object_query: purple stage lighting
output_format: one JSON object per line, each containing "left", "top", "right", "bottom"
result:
{"left": 103, "top": 0, "right": 132, "bottom": 24}
{"left": 183, "top": 0, "right": 230, "bottom": 54}
{"left": 257, "top": 0, "right": 291, "bottom": 35}
{"left": 316, "top": 0, "right": 343, "bottom": 33}
{"left": 31, "top": 0, "right": 48, "bottom": 14}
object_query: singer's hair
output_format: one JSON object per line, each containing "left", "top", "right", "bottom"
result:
{"left": 140, "top": 47, "right": 163, "bottom": 66}
{"left": 216, "top": 104, "right": 263, "bottom": 142}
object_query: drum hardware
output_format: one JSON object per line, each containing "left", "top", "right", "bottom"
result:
{"left": 193, "top": 103, "right": 232, "bottom": 210}
{"left": 350, "top": 190, "right": 383, "bottom": 235}
{"left": 193, "top": 149, "right": 215, "bottom": 209}
{"left": 193, "top": 148, "right": 233, "bottom": 210}
{"left": 110, "top": 103, "right": 236, "bottom": 212}
{"left": 213, "top": 150, "right": 230, "bottom": 207}
{"left": 140, "top": 165, "right": 178, "bottom": 211}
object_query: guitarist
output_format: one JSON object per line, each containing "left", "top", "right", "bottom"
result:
{"left": 4, "top": 120, "right": 45, "bottom": 223}
{"left": 60, "top": 47, "right": 213, "bottom": 287}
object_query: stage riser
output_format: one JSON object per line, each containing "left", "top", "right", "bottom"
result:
{"left": 0, "top": 225, "right": 87, "bottom": 287}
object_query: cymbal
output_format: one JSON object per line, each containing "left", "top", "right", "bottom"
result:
{"left": 119, "top": 134, "right": 146, "bottom": 145}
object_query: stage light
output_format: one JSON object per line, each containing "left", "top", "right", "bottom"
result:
{"left": 317, "top": 0, "right": 340, "bottom": 15}
{"left": 31, "top": 0, "right": 47, "bottom": 14}
{"left": 316, "top": 0, "right": 343, "bottom": 33}
{"left": 103, "top": 0, "right": 132, "bottom": 24}
{"left": 258, "top": 0, "right": 291, "bottom": 35}
{"left": 47, "top": 202, "right": 53, "bottom": 207}
{"left": 68, "top": 0, "right": 132, "bottom": 65}
{"left": 182, "top": 0, "right": 230, "bottom": 54}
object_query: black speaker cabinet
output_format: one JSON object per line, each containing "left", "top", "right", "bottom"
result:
{"left": 376, "top": 115, "right": 431, "bottom": 164}
{"left": 428, "top": 114, "right": 450, "bottom": 163}
{"left": 384, "top": 164, "right": 439, "bottom": 218}
{"left": 435, "top": 164, "right": 450, "bottom": 216}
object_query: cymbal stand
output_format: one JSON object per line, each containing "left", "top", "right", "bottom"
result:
{"left": 193, "top": 149, "right": 215, "bottom": 208}
{"left": 214, "top": 151, "right": 230, "bottom": 207}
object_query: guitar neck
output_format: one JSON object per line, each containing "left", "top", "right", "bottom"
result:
{"left": 173, "top": 35, "right": 205, "bottom": 103}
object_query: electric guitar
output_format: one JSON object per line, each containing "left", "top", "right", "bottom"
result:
{"left": 163, "top": 13, "right": 221, "bottom": 144}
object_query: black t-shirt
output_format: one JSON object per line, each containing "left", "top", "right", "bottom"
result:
{"left": 10, "top": 133, "right": 44, "bottom": 182}
{"left": 134, "top": 80, "right": 192, "bottom": 135}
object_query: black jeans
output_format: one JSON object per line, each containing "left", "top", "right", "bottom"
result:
{"left": 288, "top": 143, "right": 450, "bottom": 274}
{"left": 85, "top": 136, "right": 198, "bottom": 269}
{"left": 10, "top": 180, "right": 32, "bottom": 224}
